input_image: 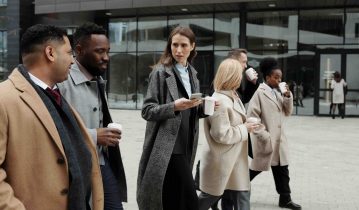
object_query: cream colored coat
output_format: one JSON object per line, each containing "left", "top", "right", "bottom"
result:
{"left": 200, "top": 90, "right": 250, "bottom": 196}
{"left": 0, "top": 69, "right": 104, "bottom": 210}
{"left": 247, "top": 83, "right": 293, "bottom": 171}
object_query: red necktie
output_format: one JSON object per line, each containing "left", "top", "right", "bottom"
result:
{"left": 46, "top": 87, "right": 61, "bottom": 106}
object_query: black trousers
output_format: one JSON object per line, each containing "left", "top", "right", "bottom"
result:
{"left": 162, "top": 154, "right": 199, "bottom": 210}
{"left": 100, "top": 156, "right": 124, "bottom": 210}
{"left": 250, "top": 165, "right": 291, "bottom": 199}
{"left": 222, "top": 165, "right": 291, "bottom": 210}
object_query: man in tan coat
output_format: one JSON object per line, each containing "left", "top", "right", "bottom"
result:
{"left": 0, "top": 24, "right": 103, "bottom": 210}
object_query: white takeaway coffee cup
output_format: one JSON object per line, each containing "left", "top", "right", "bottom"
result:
{"left": 107, "top": 122, "right": 123, "bottom": 132}
{"left": 245, "top": 67, "right": 257, "bottom": 81}
{"left": 204, "top": 96, "right": 216, "bottom": 116}
{"left": 247, "top": 117, "right": 259, "bottom": 124}
{"left": 279, "top": 82, "right": 287, "bottom": 94}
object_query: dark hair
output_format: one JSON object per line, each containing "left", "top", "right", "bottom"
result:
{"left": 157, "top": 26, "right": 197, "bottom": 67}
{"left": 227, "top": 48, "right": 247, "bottom": 59}
{"left": 20, "top": 24, "right": 67, "bottom": 55}
{"left": 259, "top": 57, "right": 280, "bottom": 78}
{"left": 333, "top": 71, "right": 341, "bottom": 79}
{"left": 73, "top": 22, "right": 107, "bottom": 46}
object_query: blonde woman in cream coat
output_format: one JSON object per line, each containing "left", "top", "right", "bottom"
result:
{"left": 198, "top": 58, "right": 259, "bottom": 210}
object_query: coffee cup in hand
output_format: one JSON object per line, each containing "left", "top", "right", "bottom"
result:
{"left": 245, "top": 68, "right": 257, "bottom": 81}
{"left": 247, "top": 117, "right": 259, "bottom": 124}
{"left": 279, "top": 82, "right": 287, "bottom": 94}
{"left": 107, "top": 123, "right": 122, "bottom": 132}
{"left": 204, "top": 96, "right": 216, "bottom": 116}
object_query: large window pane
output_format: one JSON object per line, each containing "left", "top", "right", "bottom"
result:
{"left": 169, "top": 14, "right": 213, "bottom": 51}
{"left": 346, "top": 54, "right": 359, "bottom": 116}
{"left": 138, "top": 16, "right": 167, "bottom": 52}
{"left": 248, "top": 51, "right": 315, "bottom": 115}
{"left": 136, "top": 52, "right": 162, "bottom": 108}
{"left": 214, "top": 13, "right": 239, "bottom": 50}
{"left": 108, "top": 53, "right": 136, "bottom": 109}
{"left": 299, "top": 9, "right": 344, "bottom": 46}
{"left": 247, "top": 11, "right": 298, "bottom": 51}
{"left": 345, "top": 9, "right": 359, "bottom": 44}
{"left": 109, "top": 18, "right": 137, "bottom": 52}
{"left": 0, "top": 31, "right": 6, "bottom": 82}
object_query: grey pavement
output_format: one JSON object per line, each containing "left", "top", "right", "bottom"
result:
{"left": 111, "top": 109, "right": 359, "bottom": 210}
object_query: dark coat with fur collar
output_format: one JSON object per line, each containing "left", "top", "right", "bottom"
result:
{"left": 137, "top": 64, "right": 203, "bottom": 210}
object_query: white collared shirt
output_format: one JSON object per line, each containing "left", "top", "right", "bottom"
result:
{"left": 263, "top": 82, "right": 277, "bottom": 99}
{"left": 28, "top": 72, "right": 58, "bottom": 90}
{"left": 175, "top": 62, "right": 192, "bottom": 96}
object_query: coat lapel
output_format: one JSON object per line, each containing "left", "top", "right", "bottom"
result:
{"left": 9, "top": 69, "right": 66, "bottom": 157}
{"left": 260, "top": 84, "right": 281, "bottom": 110}
{"left": 217, "top": 90, "right": 246, "bottom": 119}
{"left": 165, "top": 66, "right": 179, "bottom": 101}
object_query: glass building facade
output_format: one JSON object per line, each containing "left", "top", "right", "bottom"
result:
{"left": 105, "top": 7, "right": 359, "bottom": 117}
{"left": 0, "top": 1, "right": 6, "bottom": 82}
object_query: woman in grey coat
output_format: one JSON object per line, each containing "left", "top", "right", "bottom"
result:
{"left": 137, "top": 26, "right": 205, "bottom": 210}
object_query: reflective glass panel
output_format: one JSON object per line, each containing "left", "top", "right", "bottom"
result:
{"left": 109, "top": 18, "right": 137, "bottom": 52}
{"left": 169, "top": 14, "right": 213, "bottom": 51}
{"left": 345, "top": 9, "right": 359, "bottom": 44}
{"left": 299, "top": 9, "right": 344, "bottom": 46}
{"left": 108, "top": 53, "right": 136, "bottom": 109}
{"left": 136, "top": 52, "right": 162, "bottom": 108}
{"left": 214, "top": 13, "right": 240, "bottom": 50}
{"left": 247, "top": 11, "right": 298, "bottom": 51}
{"left": 345, "top": 54, "right": 359, "bottom": 115}
{"left": 138, "top": 16, "right": 167, "bottom": 52}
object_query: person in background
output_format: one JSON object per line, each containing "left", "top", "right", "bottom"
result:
{"left": 228, "top": 48, "right": 259, "bottom": 104}
{"left": 0, "top": 24, "right": 103, "bottom": 210}
{"left": 137, "top": 26, "right": 205, "bottom": 210}
{"left": 330, "top": 71, "right": 347, "bottom": 119}
{"left": 58, "top": 22, "right": 127, "bottom": 210}
{"left": 198, "top": 58, "right": 259, "bottom": 210}
{"left": 247, "top": 57, "right": 301, "bottom": 210}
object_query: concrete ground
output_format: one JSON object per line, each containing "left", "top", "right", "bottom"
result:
{"left": 111, "top": 109, "right": 359, "bottom": 210}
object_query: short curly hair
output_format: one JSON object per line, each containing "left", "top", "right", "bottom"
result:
{"left": 20, "top": 24, "right": 67, "bottom": 55}
{"left": 259, "top": 57, "right": 280, "bottom": 78}
{"left": 73, "top": 22, "right": 107, "bottom": 46}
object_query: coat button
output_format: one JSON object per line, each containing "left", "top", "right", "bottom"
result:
{"left": 278, "top": 125, "right": 281, "bottom": 128}
{"left": 60, "top": 188, "right": 68, "bottom": 195}
{"left": 93, "top": 107, "right": 97, "bottom": 112}
{"left": 57, "top": 158, "right": 65, "bottom": 164}
{"left": 86, "top": 81, "right": 91, "bottom": 86}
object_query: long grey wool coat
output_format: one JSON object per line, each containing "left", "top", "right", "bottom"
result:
{"left": 247, "top": 83, "right": 293, "bottom": 171}
{"left": 137, "top": 64, "right": 203, "bottom": 210}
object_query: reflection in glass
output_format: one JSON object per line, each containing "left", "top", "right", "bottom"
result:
{"left": 0, "top": 31, "right": 6, "bottom": 82}
{"left": 214, "top": 13, "right": 239, "bottom": 50}
{"left": 319, "top": 54, "right": 341, "bottom": 89}
{"left": 169, "top": 14, "right": 213, "bottom": 51}
{"left": 299, "top": 9, "right": 344, "bottom": 46}
{"left": 109, "top": 18, "right": 137, "bottom": 52}
{"left": 345, "top": 54, "right": 359, "bottom": 115}
{"left": 108, "top": 53, "right": 136, "bottom": 109}
{"left": 345, "top": 9, "right": 359, "bottom": 44}
{"left": 138, "top": 16, "right": 167, "bottom": 52}
{"left": 247, "top": 11, "right": 298, "bottom": 51}
{"left": 192, "top": 51, "right": 214, "bottom": 96}
{"left": 136, "top": 52, "right": 162, "bottom": 108}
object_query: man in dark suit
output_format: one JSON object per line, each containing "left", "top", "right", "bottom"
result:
{"left": 0, "top": 24, "right": 103, "bottom": 210}
{"left": 58, "top": 22, "right": 127, "bottom": 210}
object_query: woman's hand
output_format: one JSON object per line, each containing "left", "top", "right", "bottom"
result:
{"left": 174, "top": 98, "right": 202, "bottom": 111}
{"left": 245, "top": 122, "right": 260, "bottom": 133}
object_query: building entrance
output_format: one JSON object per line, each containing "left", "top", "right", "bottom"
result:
{"left": 315, "top": 49, "right": 359, "bottom": 117}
